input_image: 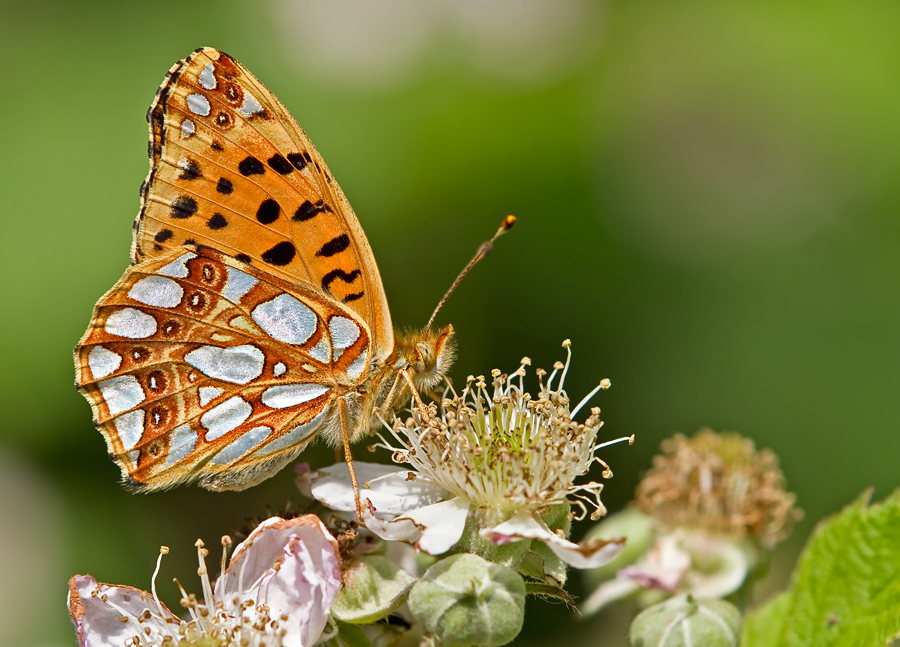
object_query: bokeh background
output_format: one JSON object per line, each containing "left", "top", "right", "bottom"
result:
{"left": 2, "top": 1, "right": 900, "bottom": 645}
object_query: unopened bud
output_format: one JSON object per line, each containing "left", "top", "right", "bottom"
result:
{"left": 629, "top": 594, "right": 741, "bottom": 647}
{"left": 409, "top": 553, "right": 526, "bottom": 647}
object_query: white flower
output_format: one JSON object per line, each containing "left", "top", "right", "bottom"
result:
{"left": 67, "top": 515, "right": 342, "bottom": 647}
{"left": 299, "top": 341, "right": 632, "bottom": 569}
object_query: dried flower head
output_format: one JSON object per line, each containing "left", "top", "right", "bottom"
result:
{"left": 633, "top": 429, "right": 800, "bottom": 547}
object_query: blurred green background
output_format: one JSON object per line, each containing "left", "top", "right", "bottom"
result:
{"left": 3, "top": 1, "right": 900, "bottom": 645}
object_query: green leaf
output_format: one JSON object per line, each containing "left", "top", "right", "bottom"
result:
{"left": 742, "top": 490, "right": 900, "bottom": 647}
{"left": 331, "top": 555, "right": 417, "bottom": 624}
{"left": 741, "top": 592, "right": 793, "bottom": 645}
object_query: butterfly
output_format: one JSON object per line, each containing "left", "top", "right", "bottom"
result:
{"left": 74, "top": 47, "right": 464, "bottom": 494}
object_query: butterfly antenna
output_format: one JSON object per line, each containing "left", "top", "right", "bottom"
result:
{"left": 426, "top": 215, "right": 517, "bottom": 329}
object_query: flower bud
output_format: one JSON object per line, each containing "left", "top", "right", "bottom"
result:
{"left": 409, "top": 553, "right": 526, "bottom": 647}
{"left": 629, "top": 594, "right": 742, "bottom": 647}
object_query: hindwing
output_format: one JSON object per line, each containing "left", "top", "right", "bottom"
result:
{"left": 75, "top": 246, "right": 371, "bottom": 491}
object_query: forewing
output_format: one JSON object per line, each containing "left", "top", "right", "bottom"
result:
{"left": 134, "top": 47, "right": 393, "bottom": 362}
{"left": 74, "top": 246, "right": 371, "bottom": 491}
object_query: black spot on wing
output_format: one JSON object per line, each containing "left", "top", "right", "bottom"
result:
{"left": 211, "top": 140, "right": 224, "bottom": 151}
{"left": 293, "top": 200, "right": 333, "bottom": 222}
{"left": 343, "top": 291, "right": 364, "bottom": 303}
{"left": 207, "top": 213, "right": 227, "bottom": 230}
{"left": 262, "top": 242, "right": 296, "bottom": 266}
{"left": 216, "top": 177, "right": 233, "bottom": 194}
{"left": 287, "top": 152, "right": 307, "bottom": 170}
{"left": 256, "top": 199, "right": 281, "bottom": 224}
{"left": 316, "top": 234, "right": 350, "bottom": 257}
{"left": 178, "top": 160, "right": 201, "bottom": 180}
{"left": 154, "top": 229, "right": 173, "bottom": 243}
{"left": 238, "top": 156, "right": 265, "bottom": 176}
{"left": 321, "top": 268, "right": 361, "bottom": 292}
{"left": 170, "top": 196, "right": 198, "bottom": 219}
{"left": 235, "top": 253, "right": 251, "bottom": 264}
{"left": 267, "top": 154, "right": 293, "bottom": 174}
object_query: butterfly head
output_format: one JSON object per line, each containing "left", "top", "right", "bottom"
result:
{"left": 398, "top": 324, "right": 456, "bottom": 392}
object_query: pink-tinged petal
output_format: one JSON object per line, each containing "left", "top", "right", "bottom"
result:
{"left": 363, "top": 497, "right": 470, "bottom": 555}
{"left": 215, "top": 515, "right": 340, "bottom": 616}
{"left": 67, "top": 575, "right": 179, "bottom": 647}
{"left": 300, "top": 462, "right": 449, "bottom": 516}
{"left": 254, "top": 534, "right": 343, "bottom": 647}
{"left": 619, "top": 534, "right": 690, "bottom": 591}
{"left": 481, "top": 511, "right": 626, "bottom": 569}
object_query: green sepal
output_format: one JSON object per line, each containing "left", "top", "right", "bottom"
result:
{"left": 453, "top": 510, "right": 529, "bottom": 567}
{"left": 524, "top": 581, "right": 576, "bottom": 606}
{"left": 331, "top": 555, "right": 417, "bottom": 624}
{"left": 517, "top": 536, "right": 568, "bottom": 586}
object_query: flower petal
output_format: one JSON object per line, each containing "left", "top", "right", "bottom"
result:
{"left": 680, "top": 532, "right": 749, "bottom": 599}
{"left": 215, "top": 515, "right": 341, "bottom": 619}
{"left": 618, "top": 533, "right": 690, "bottom": 591}
{"left": 67, "top": 575, "right": 178, "bottom": 647}
{"left": 481, "top": 511, "right": 626, "bottom": 569}
{"left": 299, "top": 462, "right": 449, "bottom": 516}
{"left": 364, "top": 497, "right": 471, "bottom": 555}
{"left": 254, "top": 534, "right": 343, "bottom": 647}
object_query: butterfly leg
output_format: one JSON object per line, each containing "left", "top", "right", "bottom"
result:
{"left": 399, "top": 369, "right": 428, "bottom": 414}
{"left": 338, "top": 396, "right": 364, "bottom": 522}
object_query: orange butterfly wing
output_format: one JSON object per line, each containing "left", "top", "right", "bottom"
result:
{"left": 74, "top": 47, "right": 406, "bottom": 491}
{"left": 75, "top": 246, "right": 372, "bottom": 491}
{"left": 133, "top": 47, "right": 393, "bottom": 362}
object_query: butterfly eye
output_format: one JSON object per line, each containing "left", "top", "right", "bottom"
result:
{"left": 414, "top": 343, "right": 431, "bottom": 370}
